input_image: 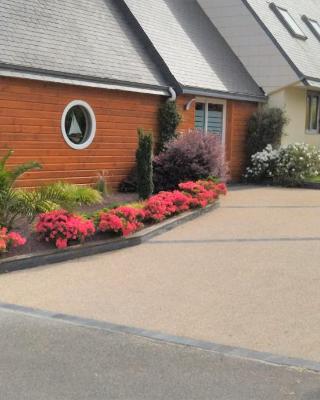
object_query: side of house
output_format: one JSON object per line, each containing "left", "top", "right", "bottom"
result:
{"left": 0, "top": 0, "right": 265, "bottom": 188}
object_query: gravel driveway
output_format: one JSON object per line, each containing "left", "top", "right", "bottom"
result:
{"left": 0, "top": 186, "right": 320, "bottom": 361}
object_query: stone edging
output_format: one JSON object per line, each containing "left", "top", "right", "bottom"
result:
{"left": 0, "top": 203, "right": 218, "bottom": 274}
{"left": 1, "top": 301, "right": 320, "bottom": 373}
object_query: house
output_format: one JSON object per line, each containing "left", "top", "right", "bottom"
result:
{"left": 199, "top": 0, "right": 320, "bottom": 146}
{"left": 0, "top": 0, "right": 265, "bottom": 188}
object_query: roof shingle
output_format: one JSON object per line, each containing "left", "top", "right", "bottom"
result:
{"left": 0, "top": 0, "right": 167, "bottom": 89}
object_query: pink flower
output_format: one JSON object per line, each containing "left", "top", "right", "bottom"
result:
{"left": 56, "top": 237, "right": 67, "bottom": 249}
{"left": 0, "top": 228, "right": 26, "bottom": 253}
{"left": 35, "top": 210, "right": 95, "bottom": 248}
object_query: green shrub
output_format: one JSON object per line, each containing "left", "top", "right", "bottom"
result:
{"left": 136, "top": 129, "right": 154, "bottom": 199}
{"left": 0, "top": 149, "right": 41, "bottom": 192}
{"left": 42, "top": 182, "right": 102, "bottom": 209}
{"left": 246, "top": 107, "right": 288, "bottom": 161}
{"left": 94, "top": 171, "right": 109, "bottom": 196}
{"left": 0, "top": 149, "right": 102, "bottom": 228}
{"left": 158, "top": 101, "right": 181, "bottom": 153}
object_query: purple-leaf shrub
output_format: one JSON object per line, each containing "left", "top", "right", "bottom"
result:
{"left": 153, "top": 130, "right": 229, "bottom": 192}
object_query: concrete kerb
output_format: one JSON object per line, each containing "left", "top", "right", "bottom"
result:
{"left": 0, "top": 202, "right": 218, "bottom": 274}
{"left": 1, "top": 301, "right": 320, "bottom": 373}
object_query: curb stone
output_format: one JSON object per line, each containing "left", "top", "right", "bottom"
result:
{"left": 0, "top": 202, "right": 218, "bottom": 274}
{"left": 1, "top": 301, "right": 320, "bottom": 373}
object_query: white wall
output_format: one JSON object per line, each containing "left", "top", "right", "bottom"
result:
{"left": 269, "top": 86, "right": 320, "bottom": 146}
{"left": 197, "top": 0, "right": 298, "bottom": 94}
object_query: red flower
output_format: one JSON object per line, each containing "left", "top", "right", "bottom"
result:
{"left": 98, "top": 206, "right": 145, "bottom": 237}
{"left": 35, "top": 210, "right": 95, "bottom": 248}
{"left": 0, "top": 227, "right": 26, "bottom": 253}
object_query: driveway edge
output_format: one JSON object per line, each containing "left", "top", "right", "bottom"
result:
{"left": 1, "top": 301, "right": 320, "bottom": 373}
{"left": 0, "top": 203, "right": 218, "bottom": 274}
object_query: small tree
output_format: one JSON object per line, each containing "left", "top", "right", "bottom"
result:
{"left": 136, "top": 129, "right": 154, "bottom": 199}
{"left": 158, "top": 101, "right": 182, "bottom": 153}
{"left": 246, "top": 107, "right": 288, "bottom": 161}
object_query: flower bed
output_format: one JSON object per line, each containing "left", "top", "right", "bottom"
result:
{"left": 1, "top": 179, "right": 227, "bottom": 256}
{"left": 0, "top": 227, "right": 26, "bottom": 253}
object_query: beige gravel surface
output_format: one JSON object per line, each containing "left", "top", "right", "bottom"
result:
{"left": 1, "top": 186, "right": 320, "bottom": 361}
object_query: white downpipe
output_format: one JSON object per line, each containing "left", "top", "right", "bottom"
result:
{"left": 167, "top": 86, "right": 177, "bottom": 102}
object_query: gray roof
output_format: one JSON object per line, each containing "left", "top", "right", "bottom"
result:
{"left": 245, "top": 0, "right": 320, "bottom": 83}
{"left": 123, "top": 0, "right": 264, "bottom": 100}
{"left": 0, "top": 0, "right": 167, "bottom": 92}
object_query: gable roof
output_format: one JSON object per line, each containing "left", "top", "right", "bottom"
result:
{"left": 0, "top": 0, "right": 168, "bottom": 95}
{"left": 243, "top": 0, "right": 320, "bottom": 86}
{"left": 123, "top": 0, "right": 265, "bottom": 101}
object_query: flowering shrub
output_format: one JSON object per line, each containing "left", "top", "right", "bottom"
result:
{"left": 197, "top": 179, "right": 228, "bottom": 195}
{"left": 36, "top": 210, "right": 95, "bottom": 249}
{"left": 245, "top": 143, "right": 320, "bottom": 186}
{"left": 275, "top": 143, "right": 320, "bottom": 186}
{"left": 153, "top": 130, "right": 229, "bottom": 192}
{"left": 0, "top": 227, "right": 26, "bottom": 253}
{"left": 178, "top": 181, "right": 218, "bottom": 208}
{"left": 144, "top": 190, "right": 191, "bottom": 222}
{"left": 98, "top": 206, "right": 145, "bottom": 236}
{"left": 244, "top": 145, "right": 280, "bottom": 183}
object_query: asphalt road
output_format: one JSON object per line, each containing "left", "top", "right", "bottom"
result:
{"left": 1, "top": 309, "right": 320, "bottom": 400}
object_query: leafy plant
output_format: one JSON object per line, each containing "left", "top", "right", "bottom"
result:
{"left": 94, "top": 171, "right": 109, "bottom": 197}
{"left": 136, "top": 129, "right": 154, "bottom": 199}
{"left": 0, "top": 149, "right": 102, "bottom": 228}
{"left": 0, "top": 149, "right": 41, "bottom": 191}
{"left": 158, "top": 101, "right": 182, "bottom": 153}
{"left": 275, "top": 143, "right": 320, "bottom": 186}
{"left": 244, "top": 143, "right": 320, "bottom": 186}
{"left": 153, "top": 130, "right": 228, "bottom": 192}
{"left": 246, "top": 107, "right": 288, "bottom": 161}
{"left": 40, "top": 182, "right": 102, "bottom": 209}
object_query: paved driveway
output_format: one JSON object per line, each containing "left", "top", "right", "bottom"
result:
{"left": 0, "top": 186, "right": 320, "bottom": 361}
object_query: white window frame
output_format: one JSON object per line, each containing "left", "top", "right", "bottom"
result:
{"left": 195, "top": 98, "right": 226, "bottom": 144}
{"left": 61, "top": 100, "right": 96, "bottom": 150}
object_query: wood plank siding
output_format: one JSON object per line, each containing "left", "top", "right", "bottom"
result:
{"left": 0, "top": 77, "right": 257, "bottom": 187}
{"left": 0, "top": 77, "right": 165, "bottom": 188}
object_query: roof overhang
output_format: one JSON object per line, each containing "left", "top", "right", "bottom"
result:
{"left": 0, "top": 66, "right": 169, "bottom": 96}
{"left": 304, "top": 77, "right": 320, "bottom": 91}
{"left": 182, "top": 86, "right": 266, "bottom": 103}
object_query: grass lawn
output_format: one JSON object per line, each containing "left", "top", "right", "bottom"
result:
{"left": 305, "top": 176, "right": 320, "bottom": 184}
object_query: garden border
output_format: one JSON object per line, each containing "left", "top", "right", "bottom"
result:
{"left": 0, "top": 203, "right": 218, "bottom": 274}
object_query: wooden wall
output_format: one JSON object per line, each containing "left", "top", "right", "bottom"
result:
{"left": 0, "top": 77, "right": 256, "bottom": 187}
{"left": 0, "top": 77, "right": 164, "bottom": 188}
{"left": 226, "top": 100, "right": 258, "bottom": 180}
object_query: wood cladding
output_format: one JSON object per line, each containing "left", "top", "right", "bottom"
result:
{"left": 0, "top": 77, "right": 256, "bottom": 187}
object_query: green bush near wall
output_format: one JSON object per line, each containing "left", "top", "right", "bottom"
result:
{"left": 136, "top": 129, "right": 154, "bottom": 199}
{"left": 158, "top": 101, "right": 181, "bottom": 153}
{"left": 246, "top": 107, "right": 288, "bottom": 162}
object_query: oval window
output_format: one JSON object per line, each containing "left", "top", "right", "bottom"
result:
{"left": 61, "top": 100, "right": 96, "bottom": 149}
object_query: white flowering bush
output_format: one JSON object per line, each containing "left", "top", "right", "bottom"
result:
{"left": 244, "top": 145, "right": 280, "bottom": 182}
{"left": 275, "top": 143, "right": 320, "bottom": 186}
{"left": 244, "top": 143, "right": 320, "bottom": 186}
